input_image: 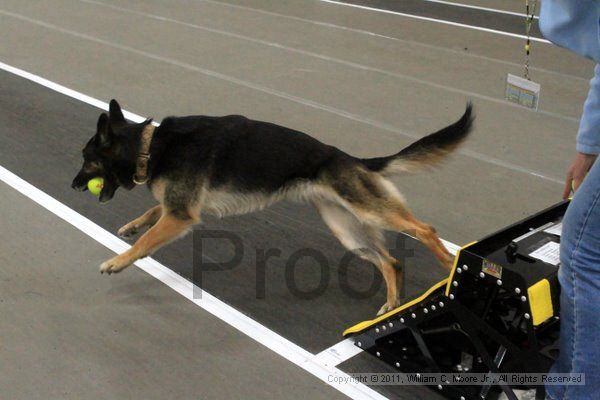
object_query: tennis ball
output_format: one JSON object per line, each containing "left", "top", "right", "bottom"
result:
{"left": 87, "top": 177, "right": 104, "bottom": 196}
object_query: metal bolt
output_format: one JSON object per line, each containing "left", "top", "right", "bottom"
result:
{"left": 357, "top": 342, "right": 362, "bottom": 347}
{"left": 431, "top": 305, "right": 436, "bottom": 311}
{"left": 479, "top": 272, "right": 485, "bottom": 278}
{"left": 515, "top": 288, "right": 521, "bottom": 294}
{"left": 452, "top": 280, "right": 458, "bottom": 287}
{"left": 411, "top": 313, "right": 417, "bottom": 319}
{"left": 382, "top": 325, "right": 387, "bottom": 331}
{"left": 423, "top": 308, "right": 429, "bottom": 314}
{"left": 449, "top": 294, "right": 455, "bottom": 300}
{"left": 463, "top": 265, "right": 468, "bottom": 271}
{"left": 400, "top": 318, "right": 405, "bottom": 323}
{"left": 456, "top": 268, "right": 462, "bottom": 274}
{"left": 521, "top": 296, "right": 527, "bottom": 302}
{"left": 376, "top": 351, "right": 381, "bottom": 357}
{"left": 375, "top": 328, "right": 379, "bottom": 333}
{"left": 461, "top": 397, "right": 466, "bottom": 400}
{"left": 439, "top": 302, "right": 445, "bottom": 307}
{"left": 437, "top": 384, "right": 443, "bottom": 390}
{"left": 389, "top": 322, "right": 393, "bottom": 328}
{"left": 524, "top": 313, "right": 531, "bottom": 320}
{"left": 497, "top": 279, "right": 502, "bottom": 286}
{"left": 395, "top": 362, "right": 400, "bottom": 367}
{"left": 416, "top": 373, "right": 421, "bottom": 378}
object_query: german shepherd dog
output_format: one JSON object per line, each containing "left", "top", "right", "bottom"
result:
{"left": 72, "top": 100, "right": 473, "bottom": 315}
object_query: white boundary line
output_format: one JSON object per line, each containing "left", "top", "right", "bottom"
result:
{"left": 316, "top": 0, "right": 549, "bottom": 43}
{"left": 0, "top": 60, "right": 388, "bottom": 400}
{"left": 423, "top": 0, "right": 538, "bottom": 19}
{"left": 316, "top": 338, "right": 364, "bottom": 367}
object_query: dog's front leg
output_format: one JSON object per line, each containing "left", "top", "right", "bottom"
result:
{"left": 101, "top": 212, "right": 196, "bottom": 274}
{"left": 118, "top": 205, "right": 163, "bottom": 238}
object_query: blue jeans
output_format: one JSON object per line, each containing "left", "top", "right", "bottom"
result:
{"left": 547, "top": 159, "right": 600, "bottom": 399}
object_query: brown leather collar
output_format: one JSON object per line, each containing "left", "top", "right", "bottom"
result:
{"left": 133, "top": 124, "right": 155, "bottom": 185}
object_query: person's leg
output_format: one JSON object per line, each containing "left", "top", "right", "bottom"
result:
{"left": 547, "top": 159, "right": 600, "bottom": 399}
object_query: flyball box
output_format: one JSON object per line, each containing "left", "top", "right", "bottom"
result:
{"left": 344, "top": 200, "right": 568, "bottom": 400}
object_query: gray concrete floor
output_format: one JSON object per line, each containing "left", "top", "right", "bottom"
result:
{"left": 0, "top": 181, "right": 348, "bottom": 400}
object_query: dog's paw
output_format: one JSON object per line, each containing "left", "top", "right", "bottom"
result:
{"left": 376, "top": 300, "right": 401, "bottom": 316}
{"left": 117, "top": 224, "right": 139, "bottom": 239}
{"left": 99, "top": 256, "right": 132, "bottom": 275}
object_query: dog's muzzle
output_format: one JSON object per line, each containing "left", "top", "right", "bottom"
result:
{"left": 71, "top": 174, "right": 88, "bottom": 191}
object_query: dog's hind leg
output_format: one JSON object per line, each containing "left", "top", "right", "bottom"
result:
{"left": 372, "top": 208, "right": 453, "bottom": 271}
{"left": 118, "top": 205, "right": 163, "bottom": 239}
{"left": 333, "top": 172, "right": 454, "bottom": 270}
{"left": 100, "top": 211, "right": 196, "bottom": 274}
{"left": 396, "top": 214, "right": 454, "bottom": 271}
{"left": 314, "top": 199, "right": 402, "bottom": 316}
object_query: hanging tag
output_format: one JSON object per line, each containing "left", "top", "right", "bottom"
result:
{"left": 505, "top": 73, "right": 541, "bottom": 110}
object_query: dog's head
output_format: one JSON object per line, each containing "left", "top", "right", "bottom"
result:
{"left": 72, "top": 99, "right": 144, "bottom": 202}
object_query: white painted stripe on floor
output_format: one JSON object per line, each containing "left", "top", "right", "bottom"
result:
{"left": 315, "top": 338, "right": 363, "bottom": 367}
{"left": 316, "top": 0, "right": 550, "bottom": 43}
{"left": 0, "top": 60, "right": 389, "bottom": 400}
{"left": 0, "top": 61, "right": 150, "bottom": 126}
{"left": 423, "top": 0, "right": 538, "bottom": 19}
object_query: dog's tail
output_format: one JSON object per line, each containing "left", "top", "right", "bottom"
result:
{"left": 360, "top": 103, "right": 474, "bottom": 175}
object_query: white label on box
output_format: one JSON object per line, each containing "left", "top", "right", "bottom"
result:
{"left": 529, "top": 241, "right": 560, "bottom": 266}
{"left": 544, "top": 222, "right": 563, "bottom": 237}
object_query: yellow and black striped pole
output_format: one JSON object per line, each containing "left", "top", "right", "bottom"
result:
{"left": 524, "top": 0, "right": 538, "bottom": 80}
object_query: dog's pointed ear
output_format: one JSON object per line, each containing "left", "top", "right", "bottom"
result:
{"left": 109, "top": 99, "right": 126, "bottom": 124}
{"left": 96, "top": 113, "right": 112, "bottom": 148}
